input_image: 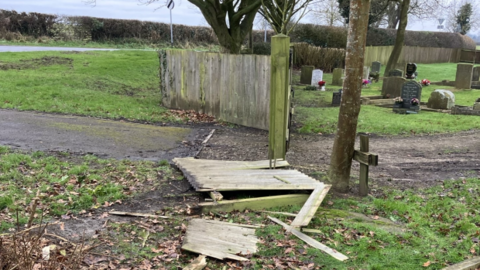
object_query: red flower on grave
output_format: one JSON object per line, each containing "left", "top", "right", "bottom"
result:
{"left": 421, "top": 79, "right": 430, "bottom": 86}
{"left": 318, "top": 80, "right": 326, "bottom": 87}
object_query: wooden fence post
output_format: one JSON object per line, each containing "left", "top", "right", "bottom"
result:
{"left": 269, "top": 34, "right": 290, "bottom": 166}
{"left": 353, "top": 133, "right": 378, "bottom": 196}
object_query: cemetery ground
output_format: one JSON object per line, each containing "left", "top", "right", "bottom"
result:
{"left": 1, "top": 50, "right": 480, "bottom": 269}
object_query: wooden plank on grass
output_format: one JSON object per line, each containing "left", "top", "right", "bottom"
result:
{"left": 181, "top": 219, "right": 259, "bottom": 261}
{"left": 199, "top": 194, "right": 309, "bottom": 213}
{"left": 441, "top": 257, "right": 480, "bottom": 270}
{"left": 268, "top": 216, "right": 348, "bottom": 261}
{"left": 290, "top": 184, "right": 331, "bottom": 228}
{"left": 183, "top": 255, "right": 207, "bottom": 270}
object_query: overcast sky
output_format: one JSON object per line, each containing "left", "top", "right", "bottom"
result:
{"left": 0, "top": 0, "right": 463, "bottom": 33}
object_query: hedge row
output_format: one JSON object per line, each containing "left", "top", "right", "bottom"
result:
{"left": 0, "top": 9, "right": 475, "bottom": 50}
{"left": 293, "top": 43, "right": 345, "bottom": 72}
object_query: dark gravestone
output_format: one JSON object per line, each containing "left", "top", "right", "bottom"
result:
{"left": 332, "top": 89, "right": 342, "bottom": 106}
{"left": 393, "top": 81, "right": 422, "bottom": 114}
{"left": 371, "top": 61, "right": 381, "bottom": 73}
{"left": 405, "top": 63, "right": 417, "bottom": 79}
{"left": 300, "top": 65, "right": 314, "bottom": 84}
{"left": 388, "top": 69, "right": 403, "bottom": 77}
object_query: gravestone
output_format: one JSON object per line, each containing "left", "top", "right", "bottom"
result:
{"left": 393, "top": 81, "right": 422, "bottom": 113}
{"left": 455, "top": 63, "right": 473, "bottom": 89}
{"left": 371, "top": 61, "right": 381, "bottom": 73}
{"left": 427, "top": 89, "right": 455, "bottom": 110}
{"left": 363, "top": 66, "right": 370, "bottom": 80}
{"left": 300, "top": 65, "right": 314, "bottom": 84}
{"left": 472, "top": 66, "right": 480, "bottom": 81}
{"left": 332, "top": 89, "right": 342, "bottom": 106}
{"left": 405, "top": 63, "right": 417, "bottom": 79}
{"left": 381, "top": 77, "right": 406, "bottom": 98}
{"left": 311, "top": 69, "right": 323, "bottom": 86}
{"left": 388, "top": 69, "right": 403, "bottom": 77}
{"left": 332, "top": 68, "right": 343, "bottom": 86}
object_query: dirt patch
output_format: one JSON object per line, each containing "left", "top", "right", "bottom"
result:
{"left": 86, "top": 79, "right": 150, "bottom": 97}
{"left": 0, "top": 56, "right": 73, "bottom": 70}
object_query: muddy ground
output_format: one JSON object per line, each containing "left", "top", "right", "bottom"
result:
{"left": 2, "top": 108, "right": 480, "bottom": 254}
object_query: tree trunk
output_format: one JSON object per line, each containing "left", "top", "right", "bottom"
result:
{"left": 328, "top": 0, "right": 371, "bottom": 193}
{"left": 383, "top": 0, "right": 410, "bottom": 76}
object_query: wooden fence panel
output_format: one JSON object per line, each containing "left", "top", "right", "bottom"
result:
{"left": 160, "top": 50, "right": 271, "bottom": 130}
{"left": 365, "top": 46, "right": 460, "bottom": 65}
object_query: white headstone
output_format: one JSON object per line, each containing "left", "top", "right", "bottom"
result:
{"left": 311, "top": 69, "right": 323, "bottom": 86}
{"left": 363, "top": 66, "right": 370, "bottom": 80}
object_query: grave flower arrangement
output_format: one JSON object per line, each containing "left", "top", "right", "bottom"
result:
{"left": 393, "top": 97, "right": 403, "bottom": 104}
{"left": 318, "top": 80, "right": 326, "bottom": 87}
{"left": 411, "top": 98, "right": 419, "bottom": 106}
{"left": 421, "top": 79, "right": 430, "bottom": 86}
{"left": 362, "top": 79, "right": 371, "bottom": 86}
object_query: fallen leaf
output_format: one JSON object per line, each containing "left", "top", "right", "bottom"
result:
{"left": 423, "top": 261, "right": 431, "bottom": 267}
{"left": 60, "top": 222, "right": 65, "bottom": 231}
{"left": 284, "top": 247, "right": 293, "bottom": 254}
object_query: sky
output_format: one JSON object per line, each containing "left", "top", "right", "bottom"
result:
{"left": 0, "top": 0, "right": 469, "bottom": 34}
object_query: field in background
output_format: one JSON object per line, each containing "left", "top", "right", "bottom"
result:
{"left": 0, "top": 50, "right": 177, "bottom": 123}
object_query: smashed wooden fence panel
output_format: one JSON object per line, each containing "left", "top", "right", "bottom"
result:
{"left": 181, "top": 219, "right": 259, "bottom": 261}
{"left": 174, "top": 157, "right": 319, "bottom": 191}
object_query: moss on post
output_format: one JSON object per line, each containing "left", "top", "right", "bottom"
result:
{"left": 269, "top": 34, "right": 290, "bottom": 162}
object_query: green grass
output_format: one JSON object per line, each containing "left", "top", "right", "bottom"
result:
{"left": 0, "top": 147, "right": 174, "bottom": 231}
{"left": 0, "top": 50, "right": 180, "bottom": 123}
{"left": 295, "top": 63, "right": 480, "bottom": 135}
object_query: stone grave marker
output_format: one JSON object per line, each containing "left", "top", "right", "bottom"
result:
{"left": 472, "top": 66, "right": 480, "bottom": 82}
{"left": 300, "top": 65, "right": 314, "bottom": 84}
{"left": 363, "top": 66, "right": 370, "bottom": 80}
{"left": 405, "top": 63, "right": 417, "bottom": 79}
{"left": 311, "top": 69, "right": 323, "bottom": 86}
{"left": 427, "top": 89, "right": 455, "bottom": 110}
{"left": 388, "top": 69, "right": 403, "bottom": 77}
{"left": 381, "top": 77, "right": 406, "bottom": 98}
{"left": 332, "top": 89, "right": 342, "bottom": 106}
{"left": 332, "top": 68, "right": 343, "bottom": 86}
{"left": 393, "top": 81, "right": 422, "bottom": 113}
{"left": 371, "top": 61, "right": 381, "bottom": 73}
{"left": 456, "top": 63, "right": 473, "bottom": 89}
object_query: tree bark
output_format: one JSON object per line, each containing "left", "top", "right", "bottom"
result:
{"left": 383, "top": 0, "right": 410, "bottom": 76}
{"left": 328, "top": 0, "right": 371, "bottom": 193}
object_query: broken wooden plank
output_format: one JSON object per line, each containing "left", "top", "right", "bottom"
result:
{"left": 268, "top": 216, "right": 348, "bottom": 261}
{"left": 174, "top": 157, "right": 289, "bottom": 170}
{"left": 109, "top": 211, "right": 170, "bottom": 219}
{"left": 302, "top": 228, "right": 323, "bottom": 234}
{"left": 290, "top": 184, "right": 331, "bottom": 228}
{"left": 199, "top": 194, "right": 310, "bottom": 213}
{"left": 197, "top": 219, "right": 263, "bottom": 229}
{"left": 209, "top": 191, "right": 223, "bottom": 201}
{"left": 183, "top": 255, "right": 207, "bottom": 270}
{"left": 182, "top": 219, "right": 259, "bottom": 261}
{"left": 258, "top": 210, "right": 297, "bottom": 217}
{"left": 353, "top": 151, "right": 378, "bottom": 166}
{"left": 441, "top": 257, "right": 480, "bottom": 270}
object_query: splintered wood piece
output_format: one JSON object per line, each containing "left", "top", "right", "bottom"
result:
{"left": 183, "top": 255, "right": 207, "bottom": 270}
{"left": 181, "top": 219, "right": 259, "bottom": 261}
{"left": 209, "top": 191, "right": 223, "bottom": 201}
{"left": 290, "top": 184, "right": 331, "bottom": 228}
{"left": 109, "top": 211, "right": 169, "bottom": 219}
{"left": 268, "top": 216, "right": 348, "bottom": 261}
{"left": 198, "top": 194, "right": 309, "bottom": 213}
{"left": 441, "top": 257, "right": 480, "bottom": 270}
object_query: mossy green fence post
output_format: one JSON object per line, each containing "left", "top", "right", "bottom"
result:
{"left": 269, "top": 34, "right": 290, "bottom": 165}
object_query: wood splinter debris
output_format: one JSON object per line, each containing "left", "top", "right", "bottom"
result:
{"left": 268, "top": 216, "right": 348, "bottom": 261}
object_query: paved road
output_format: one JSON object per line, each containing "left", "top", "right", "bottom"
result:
{"left": 0, "top": 109, "right": 206, "bottom": 161}
{"left": 0, "top": 45, "right": 117, "bottom": 52}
